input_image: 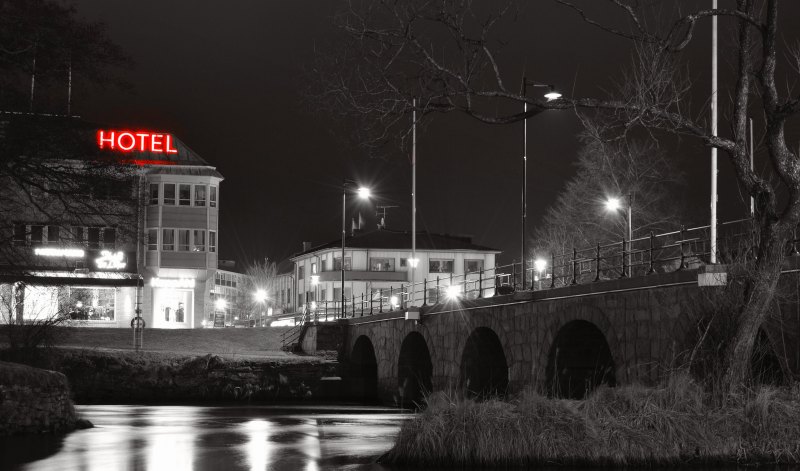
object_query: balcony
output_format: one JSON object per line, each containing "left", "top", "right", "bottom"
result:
{"left": 318, "top": 270, "right": 407, "bottom": 282}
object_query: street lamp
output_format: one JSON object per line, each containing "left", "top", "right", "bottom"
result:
{"left": 521, "top": 77, "right": 561, "bottom": 290}
{"left": 342, "top": 180, "right": 371, "bottom": 317}
{"left": 214, "top": 298, "right": 227, "bottom": 327}
{"left": 606, "top": 194, "right": 633, "bottom": 276}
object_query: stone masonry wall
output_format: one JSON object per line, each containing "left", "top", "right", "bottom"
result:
{"left": 0, "top": 361, "right": 77, "bottom": 436}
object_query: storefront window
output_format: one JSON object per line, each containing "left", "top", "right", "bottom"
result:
{"left": 333, "top": 257, "right": 352, "bottom": 271}
{"left": 370, "top": 258, "right": 395, "bottom": 271}
{"left": 429, "top": 259, "right": 454, "bottom": 273}
{"left": 67, "top": 287, "right": 115, "bottom": 321}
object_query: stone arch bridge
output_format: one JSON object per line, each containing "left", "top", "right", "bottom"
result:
{"left": 300, "top": 268, "right": 800, "bottom": 403}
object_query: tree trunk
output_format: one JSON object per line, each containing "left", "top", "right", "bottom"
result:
{"left": 720, "top": 225, "right": 787, "bottom": 393}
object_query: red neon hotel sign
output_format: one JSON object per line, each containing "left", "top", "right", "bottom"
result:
{"left": 97, "top": 130, "right": 178, "bottom": 154}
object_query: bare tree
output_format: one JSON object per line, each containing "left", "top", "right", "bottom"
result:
{"left": 238, "top": 259, "right": 279, "bottom": 325}
{"left": 319, "top": 0, "right": 800, "bottom": 391}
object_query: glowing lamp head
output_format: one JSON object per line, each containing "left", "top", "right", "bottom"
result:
{"left": 215, "top": 298, "right": 227, "bottom": 310}
{"left": 357, "top": 187, "right": 371, "bottom": 199}
{"left": 254, "top": 289, "right": 267, "bottom": 303}
{"left": 310, "top": 301, "right": 317, "bottom": 311}
{"left": 605, "top": 197, "right": 622, "bottom": 212}
{"left": 544, "top": 90, "right": 562, "bottom": 101}
{"left": 390, "top": 295, "right": 399, "bottom": 308}
{"left": 75, "top": 301, "right": 83, "bottom": 309}
{"left": 446, "top": 285, "right": 461, "bottom": 300}
{"left": 534, "top": 258, "right": 547, "bottom": 273}
{"left": 310, "top": 275, "right": 320, "bottom": 285}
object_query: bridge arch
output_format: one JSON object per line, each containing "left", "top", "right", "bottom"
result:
{"left": 546, "top": 320, "right": 616, "bottom": 399}
{"left": 460, "top": 327, "right": 508, "bottom": 398}
{"left": 397, "top": 332, "right": 433, "bottom": 407}
{"left": 350, "top": 335, "right": 378, "bottom": 401}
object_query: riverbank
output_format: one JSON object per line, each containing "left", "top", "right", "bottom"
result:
{"left": 0, "top": 348, "right": 341, "bottom": 404}
{"left": 382, "top": 375, "right": 800, "bottom": 467}
{"left": 0, "top": 361, "right": 86, "bottom": 436}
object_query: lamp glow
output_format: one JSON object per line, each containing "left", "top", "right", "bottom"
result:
{"left": 446, "top": 285, "right": 461, "bottom": 300}
{"left": 357, "top": 187, "right": 371, "bottom": 199}
{"left": 534, "top": 258, "right": 547, "bottom": 273}
{"left": 215, "top": 298, "right": 227, "bottom": 310}
{"left": 544, "top": 91, "right": 562, "bottom": 101}
{"left": 605, "top": 197, "right": 622, "bottom": 212}
{"left": 310, "top": 275, "right": 320, "bottom": 285}
{"left": 254, "top": 289, "right": 267, "bottom": 303}
{"left": 390, "top": 295, "right": 399, "bottom": 308}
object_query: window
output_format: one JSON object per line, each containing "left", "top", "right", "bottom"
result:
{"left": 193, "top": 230, "right": 205, "bottom": 252}
{"left": 400, "top": 258, "right": 408, "bottom": 268}
{"left": 68, "top": 287, "right": 115, "bottom": 321}
{"left": 147, "top": 229, "right": 158, "bottom": 251}
{"left": 320, "top": 289, "right": 326, "bottom": 302}
{"left": 194, "top": 185, "right": 206, "bottom": 206}
{"left": 149, "top": 183, "right": 159, "bottom": 205}
{"left": 13, "top": 224, "right": 26, "bottom": 246}
{"left": 298, "top": 266, "right": 305, "bottom": 279}
{"left": 465, "top": 259, "right": 484, "bottom": 273}
{"left": 103, "top": 228, "right": 115, "bottom": 249}
{"left": 87, "top": 227, "right": 100, "bottom": 249}
{"left": 333, "top": 257, "right": 351, "bottom": 271}
{"left": 210, "top": 186, "right": 217, "bottom": 207}
{"left": 30, "top": 225, "right": 43, "bottom": 244}
{"left": 71, "top": 227, "right": 84, "bottom": 245}
{"left": 178, "top": 229, "right": 190, "bottom": 251}
{"left": 209, "top": 231, "right": 216, "bottom": 253}
{"left": 47, "top": 226, "right": 59, "bottom": 244}
{"left": 179, "top": 184, "right": 191, "bottom": 206}
{"left": 311, "top": 262, "right": 317, "bottom": 274}
{"left": 162, "top": 229, "right": 175, "bottom": 251}
{"left": 370, "top": 258, "right": 395, "bottom": 272}
{"left": 163, "top": 184, "right": 176, "bottom": 205}
{"left": 429, "top": 259, "right": 454, "bottom": 273}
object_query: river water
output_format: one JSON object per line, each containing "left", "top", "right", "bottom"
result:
{"left": 1, "top": 405, "right": 410, "bottom": 471}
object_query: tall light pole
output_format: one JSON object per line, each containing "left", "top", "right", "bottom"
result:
{"left": 710, "top": 0, "right": 718, "bottom": 263}
{"left": 521, "top": 77, "right": 561, "bottom": 289}
{"left": 341, "top": 181, "right": 370, "bottom": 317}
{"left": 254, "top": 289, "right": 267, "bottom": 327}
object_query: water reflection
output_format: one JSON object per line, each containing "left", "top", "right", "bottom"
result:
{"left": 0, "top": 405, "right": 409, "bottom": 471}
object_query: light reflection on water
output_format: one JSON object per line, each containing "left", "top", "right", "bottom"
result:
{"left": 0, "top": 405, "right": 410, "bottom": 471}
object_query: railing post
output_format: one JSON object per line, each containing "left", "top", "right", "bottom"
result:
{"left": 360, "top": 294, "right": 364, "bottom": 317}
{"left": 400, "top": 284, "right": 404, "bottom": 308}
{"left": 571, "top": 248, "right": 578, "bottom": 285}
{"left": 619, "top": 237, "right": 628, "bottom": 278}
{"left": 594, "top": 242, "right": 601, "bottom": 282}
{"left": 436, "top": 276, "right": 440, "bottom": 303}
{"left": 678, "top": 225, "right": 687, "bottom": 271}
{"left": 511, "top": 263, "right": 516, "bottom": 290}
{"left": 351, "top": 293, "right": 355, "bottom": 318}
{"left": 478, "top": 269, "right": 483, "bottom": 298}
{"left": 370, "top": 288, "right": 374, "bottom": 314}
{"left": 550, "top": 253, "right": 556, "bottom": 288}
{"left": 379, "top": 289, "right": 383, "bottom": 313}
{"left": 390, "top": 286, "right": 394, "bottom": 310}
{"left": 648, "top": 231, "right": 656, "bottom": 274}
{"left": 423, "top": 278, "right": 428, "bottom": 305}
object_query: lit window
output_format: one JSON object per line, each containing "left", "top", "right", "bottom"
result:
{"left": 311, "top": 263, "right": 317, "bottom": 274}
{"left": 178, "top": 229, "right": 190, "bottom": 251}
{"left": 163, "top": 184, "right": 176, "bottom": 205}
{"left": 194, "top": 185, "right": 206, "bottom": 207}
{"left": 149, "top": 183, "right": 159, "bottom": 205}
{"left": 465, "top": 259, "right": 484, "bottom": 273}
{"left": 210, "top": 186, "right": 217, "bottom": 208}
{"left": 162, "top": 229, "right": 175, "bottom": 251}
{"left": 147, "top": 229, "right": 158, "bottom": 251}
{"left": 68, "top": 287, "right": 115, "bottom": 321}
{"left": 209, "top": 231, "right": 216, "bottom": 253}
{"left": 429, "top": 259, "right": 454, "bottom": 273}
{"left": 179, "top": 184, "right": 191, "bottom": 206}
{"left": 193, "top": 230, "right": 205, "bottom": 252}
{"left": 370, "top": 258, "right": 395, "bottom": 271}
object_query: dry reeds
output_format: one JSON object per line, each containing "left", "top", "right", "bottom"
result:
{"left": 382, "top": 374, "right": 800, "bottom": 467}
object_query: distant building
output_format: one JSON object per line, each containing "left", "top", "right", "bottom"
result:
{"left": 211, "top": 266, "right": 251, "bottom": 327}
{"left": 0, "top": 114, "right": 225, "bottom": 329}
{"left": 290, "top": 229, "right": 499, "bottom": 314}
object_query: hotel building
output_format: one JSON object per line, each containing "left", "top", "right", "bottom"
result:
{"left": 0, "top": 114, "right": 224, "bottom": 329}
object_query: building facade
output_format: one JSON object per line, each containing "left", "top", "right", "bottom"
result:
{"left": 290, "top": 229, "right": 499, "bottom": 315}
{"left": 0, "top": 115, "right": 226, "bottom": 329}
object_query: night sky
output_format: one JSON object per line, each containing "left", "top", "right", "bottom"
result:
{"left": 65, "top": 1, "right": 800, "bottom": 267}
